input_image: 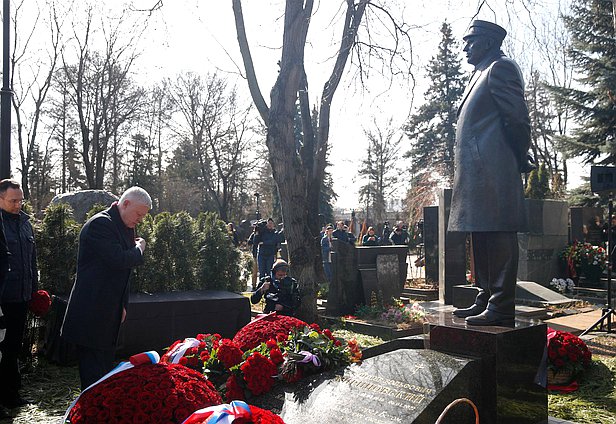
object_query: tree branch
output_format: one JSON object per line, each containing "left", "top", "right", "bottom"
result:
{"left": 232, "top": 0, "right": 269, "bottom": 125}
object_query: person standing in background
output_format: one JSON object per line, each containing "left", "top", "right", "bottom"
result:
{"left": 0, "top": 180, "right": 36, "bottom": 410}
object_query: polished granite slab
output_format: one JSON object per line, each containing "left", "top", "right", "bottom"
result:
{"left": 252, "top": 348, "right": 481, "bottom": 424}
{"left": 427, "top": 312, "right": 548, "bottom": 424}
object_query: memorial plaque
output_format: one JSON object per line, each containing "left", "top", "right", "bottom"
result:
{"left": 252, "top": 349, "right": 480, "bottom": 424}
{"left": 376, "top": 254, "right": 402, "bottom": 301}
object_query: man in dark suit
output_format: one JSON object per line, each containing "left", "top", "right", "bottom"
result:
{"left": 448, "top": 21, "right": 531, "bottom": 326}
{"left": 61, "top": 187, "right": 151, "bottom": 389}
{"left": 0, "top": 180, "right": 35, "bottom": 411}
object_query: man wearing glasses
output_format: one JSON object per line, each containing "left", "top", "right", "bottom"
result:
{"left": 0, "top": 179, "right": 36, "bottom": 410}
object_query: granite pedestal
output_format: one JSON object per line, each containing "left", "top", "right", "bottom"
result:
{"left": 427, "top": 313, "right": 547, "bottom": 424}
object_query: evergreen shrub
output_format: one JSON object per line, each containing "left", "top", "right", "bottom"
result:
{"left": 35, "top": 203, "right": 80, "bottom": 295}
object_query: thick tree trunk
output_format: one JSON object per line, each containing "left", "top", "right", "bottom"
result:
{"left": 233, "top": 0, "right": 367, "bottom": 322}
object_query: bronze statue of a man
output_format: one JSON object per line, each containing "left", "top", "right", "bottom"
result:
{"left": 448, "top": 20, "right": 531, "bottom": 326}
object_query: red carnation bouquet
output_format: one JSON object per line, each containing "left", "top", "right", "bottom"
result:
{"left": 65, "top": 362, "right": 222, "bottom": 423}
{"left": 29, "top": 289, "right": 52, "bottom": 317}
{"left": 547, "top": 328, "right": 592, "bottom": 389}
{"left": 232, "top": 313, "right": 306, "bottom": 351}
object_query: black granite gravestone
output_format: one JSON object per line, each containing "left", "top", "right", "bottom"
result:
{"left": 252, "top": 348, "right": 481, "bottom": 424}
{"left": 518, "top": 199, "right": 568, "bottom": 284}
{"left": 423, "top": 206, "right": 439, "bottom": 284}
{"left": 44, "top": 290, "right": 251, "bottom": 363}
{"left": 376, "top": 254, "right": 402, "bottom": 301}
{"left": 569, "top": 206, "right": 604, "bottom": 244}
{"left": 439, "top": 189, "right": 467, "bottom": 304}
{"left": 359, "top": 268, "right": 378, "bottom": 306}
{"left": 428, "top": 314, "right": 547, "bottom": 424}
{"left": 326, "top": 240, "right": 362, "bottom": 315}
{"left": 117, "top": 290, "right": 251, "bottom": 356}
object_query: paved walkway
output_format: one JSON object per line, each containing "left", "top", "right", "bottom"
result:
{"left": 544, "top": 308, "right": 609, "bottom": 335}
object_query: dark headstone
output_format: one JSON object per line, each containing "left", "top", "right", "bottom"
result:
{"left": 359, "top": 268, "right": 377, "bottom": 306}
{"left": 356, "top": 246, "right": 409, "bottom": 288}
{"left": 44, "top": 290, "right": 251, "bottom": 363}
{"left": 439, "top": 189, "right": 467, "bottom": 304}
{"left": 428, "top": 317, "right": 547, "bottom": 424}
{"left": 50, "top": 190, "right": 118, "bottom": 222}
{"left": 252, "top": 348, "right": 481, "bottom": 424}
{"left": 569, "top": 206, "right": 603, "bottom": 244}
{"left": 376, "top": 254, "right": 402, "bottom": 301}
{"left": 326, "top": 240, "right": 361, "bottom": 315}
{"left": 116, "top": 290, "right": 251, "bottom": 356}
{"left": 518, "top": 200, "right": 568, "bottom": 285}
{"left": 423, "top": 206, "right": 439, "bottom": 284}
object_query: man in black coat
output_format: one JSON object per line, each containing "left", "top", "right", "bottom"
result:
{"left": 449, "top": 21, "right": 531, "bottom": 326}
{"left": 61, "top": 187, "right": 151, "bottom": 389}
{"left": 0, "top": 180, "right": 35, "bottom": 410}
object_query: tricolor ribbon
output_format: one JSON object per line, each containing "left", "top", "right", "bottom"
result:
{"left": 182, "top": 400, "right": 252, "bottom": 424}
{"left": 298, "top": 350, "right": 321, "bottom": 367}
{"left": 62, "top": 350, "right": 160, "bottom": 422}
{"left": 161, "top": 338, "right": 201, "bottom": 363}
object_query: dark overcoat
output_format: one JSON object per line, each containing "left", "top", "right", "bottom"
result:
{"left": 448, "top": 52, "right": 530, "bottom": 233}
{"left": 61, "top": 205, "right": 143, "bottom": 350}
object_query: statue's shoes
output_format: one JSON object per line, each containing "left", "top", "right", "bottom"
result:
{"left": 452, "top": 304, "right": 486, "bottom": 318}
{"left": 465, "top": 310, "right": 514, "bottom": 327}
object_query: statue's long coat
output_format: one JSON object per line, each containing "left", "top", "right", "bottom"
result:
{"left": 448, "top": 52, "right": 530, "bottom": 233}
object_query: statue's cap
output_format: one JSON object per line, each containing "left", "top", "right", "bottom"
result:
{"left": 463, "top": 20, "right": 507, "bottom": 42}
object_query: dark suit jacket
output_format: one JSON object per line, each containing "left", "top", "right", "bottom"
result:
{"left": 61, "top": 204, "right": 143, "bottom": 350}
{"left": 448, "top": 51, "right": 530, "bottom": 233}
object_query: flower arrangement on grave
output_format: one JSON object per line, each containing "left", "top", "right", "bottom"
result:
{"left": 182, "top": 400, "right": 286, "bottom": 424}
{"left": 546, "top": 328, "right": 592, "bottom": 389}
{"left": 221, "top": 322, "right": 361, "bottom": 401}
{"left": 65, "top": 354, "right": 223, "bottom": 424}
{"left": 549, "top": 277, "right": 576, "bottom": 295}
{"left": 561, "top": 241, "right": 607, "bottom": 281}
{"left": 278, "top": 323, "right": 361, "bottom": 384}
{"left": 161, "top": 333, "right": 245, "bottom": 385}
{"left": 354, "top": 293, "right": 426, "bottom": 327}
{"left": 381, "top": 301, "right": 426, "bottom": 324}
{"left": 232, "top": 313, "right": 307, "bottom": 351}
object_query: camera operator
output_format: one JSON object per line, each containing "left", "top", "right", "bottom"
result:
{"left": 389, "top": 221, "right": 410, "bottom": 246}
{"left": 251, "top": 259, "right": 300, "bottom": 316}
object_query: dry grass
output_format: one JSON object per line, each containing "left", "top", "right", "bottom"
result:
{"left": 548, "top": 335, "right": 616, "bottom": 424}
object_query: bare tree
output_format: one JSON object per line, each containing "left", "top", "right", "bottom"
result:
{"left": 358, "top": 117, "right": 402, "bottom": 225}
{"left": 168, "top": 72, "right": 255, "bottom": 222}
{"left": 10, "top": 0, "right": 63, "bottom": 207}
{"left": 60, "top": 7, "right": 145, "bottom": 189}
{"left": 232, "top": 0, "right": 412, "bottom": 320}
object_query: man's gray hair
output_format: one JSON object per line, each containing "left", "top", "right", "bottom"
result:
{"left": 119, "top": 186, "right": 152, "bottom": 208}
